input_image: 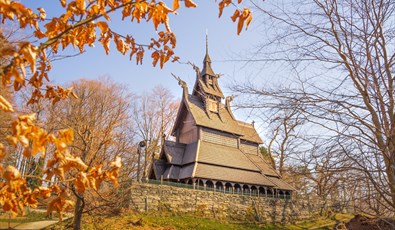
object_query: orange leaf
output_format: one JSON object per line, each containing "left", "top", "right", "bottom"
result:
{"left": 172, "top": 56, "right": 180, "bottom": 62}
{"left": 152, "top": 51, "right": 160, "bottom": 67}
{"left": 75, "top": 172, "right": 89, "bottom": 194}
{"left": 76, "top": 0, "right": 86, "bottom": 11}
{"left": 159, "top": 2, "right": 174, "bottom": 13}
{"left": 0, "top": 95, "right": 14, "bottom": 112}
{"left": 245, "top": 12, "right": 252, "bottom": 30}
{"left": 173, "top": 0, "right": 180, "bottom": 11}
{"left": 231, "top": 10, "right": 240, "bottom": 22}
{"left": 184, "top": 0, "right": 197, "bottom": 8}
{"left": 60, "top": 0, "right": 66, "bottom": 7}
{"left": 3, "top": 169, "right": 20, "bottom": 183}
{"left": 237, "top": 8, "right": 251, "bottom": 35}
{"left": 23, "top": 148, "right": 31, "bottom": 158}
{"left": 218, "top": 1, "right": 225, "bottom": 17}
{"left": 37, "top": 8, "right": 46, "bottom": 20}
{"left": 0, "top": 143, "right": 5, "bottom": 160}
{"left": 96, "top": 21, "right": 109, "bottom": 34}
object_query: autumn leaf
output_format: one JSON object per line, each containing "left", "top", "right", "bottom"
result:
{"left": 76, "top": 0, "right": 86, "bottom": 11}
{"left": 0, "top": 143, "right": 5, "bottom": 161}
{"left": 58, "top": 128, "right": 74, "bottom": 145}
{"left": 3, "top": 166, "right": 21, "bottom": 192}
{"left": 231, "top": 10, "right": 240, "bottom": 22}
{"left": 0, "top": 95, "right": 14, "bottom": 112}
{"left": 47, "top": 192, "right": 74, "bottom": 221}
{"left": 75, "top": 172, "right": 89, "bottom": 194}
{"left": 218, "top": 0, "right": 232, "bottom": 18}
{"left": 37, "top": 7, "right": 46, "bottom": 20}
{"left": 184, "top": 0, "right": 197, "bottom": 8}
{"left": 96, "top": 21, "right": 109, "bottom": 35}
{"left": 60, "top": 0, "right": 66, "bottom": 7}
{"left": 20, "top": 43, "right": 38, "bottom": 73}
{"left": 152, "top": 50, "right": 160, "bottom": 67}
{"left": 237, "top": 8, "right": 251, "bottom": 35}
{"left": 173, "top": 0, "right": 180, "bottom": 11}
{"left": 245, "top": 11, "right": 252, "bottom": 30}
{"left": 3, "top": 166, "right": 21, "bottom": 182}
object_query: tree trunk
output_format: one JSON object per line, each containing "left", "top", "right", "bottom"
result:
{"left": 385, "top": 153, "right": 395, "bottom": 209}
{"left": 73, "top": 196, "right": 84, "bottom": 230}
{"left": 73, "top": 132, "right": 89, "bottom": 229}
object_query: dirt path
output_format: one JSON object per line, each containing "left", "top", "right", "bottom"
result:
{"left": 12, "top": 220, "right": 58, "bottom": 230}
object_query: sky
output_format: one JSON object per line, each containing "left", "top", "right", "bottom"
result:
{"left": 20, "top": 0, "right": 270, "bottom": 131}
{"left": 22, "top": 0, "right": 263, "bottom": 96}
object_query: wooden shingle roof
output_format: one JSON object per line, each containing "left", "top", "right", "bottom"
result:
{"left": 163, "top": 165, "right": 181, "bottom": 180}
{"left": 245, "top": 154, "right": 279, "bottom": 177}
{"left": 163, "top": 141, "right": 185, "bottom": 165}
{"left": 237, "top": 121, "right": 263, "bottom": 144}
{"left": 267, "top": 176, "right": 296, "bottom": 191}
{"left": 194, "top": 163, "right": 276, "bottom": 186}
{"left": 197, "top": 78, "right": 224, "bottom": 98}
{"left": 198, "top": 141, "right": 260, "bottom": 171}
{"left": 187, "top": 95, "right": 244, "bottom": 136}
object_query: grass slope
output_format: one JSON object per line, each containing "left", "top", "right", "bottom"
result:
{"left": 45, "top": 212, "right": 355, "bottom": 230}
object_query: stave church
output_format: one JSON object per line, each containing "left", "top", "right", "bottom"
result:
{"left": 149, "top": 39, "right": 294, "bottom": 198}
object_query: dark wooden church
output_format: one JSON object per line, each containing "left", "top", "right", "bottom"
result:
{"left": 149, "top": 42, "right": 294, "bottom": 198}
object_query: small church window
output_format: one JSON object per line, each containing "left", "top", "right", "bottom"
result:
{"left": 207, "top": 75, "right": 213, "bottom": 85}
{"left": 208, "top": 99, "right": 218, "bottom": 112}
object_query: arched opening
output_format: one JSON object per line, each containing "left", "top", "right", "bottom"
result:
{"left": 259, "top": 187, "right": 266, "bottom": 196}
{"left": 224, "top": 182, "right": 233, "bottom": 193}
{"left": 267, "top": 188, "right": 273, "bottom": 197}
{"left": 251, "top": 186, "right": 258, "bottom": 196}
{"left": 242, "top": 185, "right": 250, "bottom": 195}
{"left": 279, "top": 190, "right": 284, "bottom": 199}
{"left": 215, "top": 181, "right": 224, "bottom": 192}
{"left": 197, "top": 179, "right": 204, "bottom": 190}
{"left": 234, "top": 184, "right": 241, "bottom": 194}
{"left": 285, "top": 191, "right": 291, "bottom": 199}
{"left": 206, "top": 180, "right": 214, "bottom": 191}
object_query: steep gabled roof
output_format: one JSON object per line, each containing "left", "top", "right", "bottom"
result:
{"left": 151, "top": 160, "right": 167, "bottom": 180}
{"left": 163, "top": 141, "right": 186, "bottom": 165}
{"left": 196, "top": 78, "right": 224, "bottom": 98}
{"left": 163, "top": 165, "right": 181, "bottom": 180}
{"left": 201, "top": 53, "right": 215, "bottom": 76}
{"left": 237, "top": 121, "right": 263, "bottom": 144}
{"left": 187, "top": 95, "right": 244, "bottom": 136}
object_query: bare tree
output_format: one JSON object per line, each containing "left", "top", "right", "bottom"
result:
{"left": 131, "top": 85, "right": 179, "bottom": 179}
{"left": 46, "top": 77, "right": 135, "bottom": 229}
{"left": 232, "top": 0, "right": 395, "bottom": 214}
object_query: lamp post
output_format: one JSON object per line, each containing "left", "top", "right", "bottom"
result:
{"left": 137, "top": 140, "right": 146, "bottom": 182}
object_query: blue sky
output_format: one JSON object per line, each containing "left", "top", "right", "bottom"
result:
{"left": 20, "top": 0, "right": 272, "bottom": 136}
{"left": 23, "top": 0, "right": 263, "bottom": 98}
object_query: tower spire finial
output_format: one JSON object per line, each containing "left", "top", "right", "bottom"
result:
{"left": 205, "top": 29, "right": 208, "bottom": 55}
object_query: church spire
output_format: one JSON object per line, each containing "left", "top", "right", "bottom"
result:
{"left": 205, "top": 30, "right": 209, "bottom": 56}
{"left": 202, "top": 32, "right": 214, "bottom": 76}
{"left": 191, "top": 33, "right": 225, "bottom": 100}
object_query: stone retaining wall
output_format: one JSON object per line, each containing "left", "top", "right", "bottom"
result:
{"left": 128, "top": 183, "right": 316, "bottom": 223}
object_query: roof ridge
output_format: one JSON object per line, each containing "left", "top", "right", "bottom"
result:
{"left": 237, "top": 120, "right": 254, "bottom": 127}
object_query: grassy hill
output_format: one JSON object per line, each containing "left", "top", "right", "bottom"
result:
{"left": 44, "top": 212, "right": 354, "bottom": 230}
